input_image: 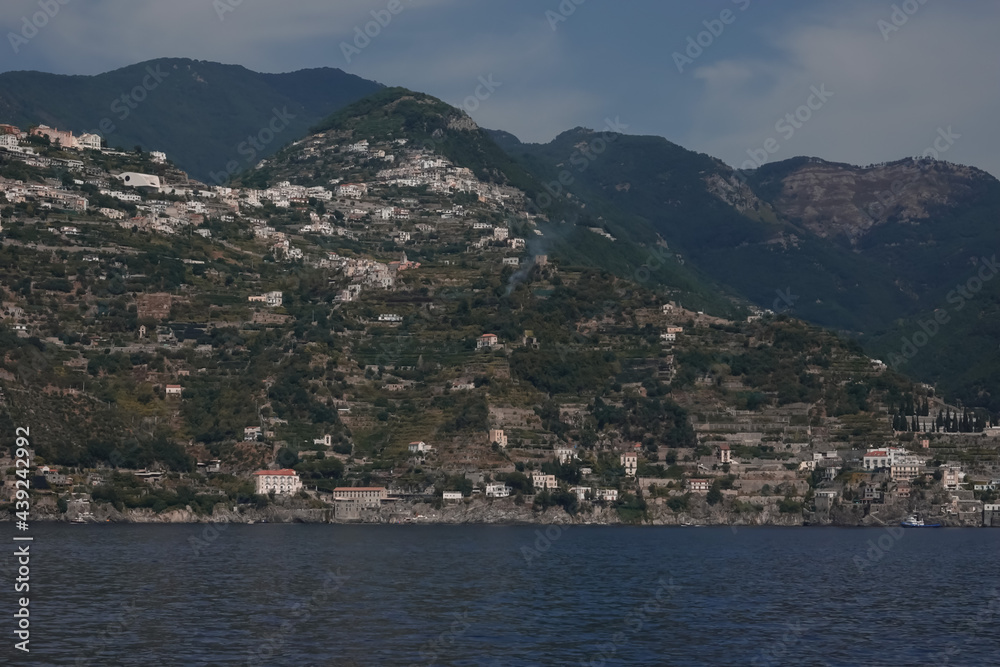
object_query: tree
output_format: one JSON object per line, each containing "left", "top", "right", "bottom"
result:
{"left": 707, "top": 483, "right": 723, "bottom": 506}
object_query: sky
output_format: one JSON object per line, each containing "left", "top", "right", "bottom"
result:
{"left": 2, "top": 0, "right": 998, "bottom": 177}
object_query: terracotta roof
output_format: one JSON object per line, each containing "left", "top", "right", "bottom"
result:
{"left": 253, "top": 469, "right": 298, "bottom": 476}
{"left": 334, "top": 487, "right": 387, "bottom": 492}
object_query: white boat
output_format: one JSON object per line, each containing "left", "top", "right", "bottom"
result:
{"left": 901, "top": 514, "right": 941, "bottom": 527}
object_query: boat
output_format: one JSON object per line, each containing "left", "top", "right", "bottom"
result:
{"left": 901, "top": 514, "right": 942, "bottom": 527}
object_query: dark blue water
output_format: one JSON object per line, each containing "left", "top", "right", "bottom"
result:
{"left": 3, "top": 524, "right": 999, "bottom": 666}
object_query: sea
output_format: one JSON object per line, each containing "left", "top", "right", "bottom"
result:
{"left": 5, "top": 524, "right": 999, "bottom": 666}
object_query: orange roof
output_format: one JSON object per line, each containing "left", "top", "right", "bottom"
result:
{"left": 253, "top": 469, "right": 298, "bottom": 476}
{"left": 865, "top": 451, "right": 887, "bottom": 456}
{"left": 334, "top": 487, "right": 386, "bottom": 492}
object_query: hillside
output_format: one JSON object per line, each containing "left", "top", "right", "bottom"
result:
{"left": 1, "top": 89, "right": 997, "bottom": 526}
{"left": 495, "top": 130, "right": 1000, "bottom": 409}
{"left": 0, "top": 58, "right": 382, "bottom": 182}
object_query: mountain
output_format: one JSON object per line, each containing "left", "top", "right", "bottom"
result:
{"left": 2, "top": 86, "right": 996, "bottom": 527}
{"left": 243, "top": 88, "right": 743, "bottom": 316}
{"left": 495, "top": 130, "right": 1000, "bottom": 409}
{"left": 0, "top": 58, "right": 382, "bottom": 182}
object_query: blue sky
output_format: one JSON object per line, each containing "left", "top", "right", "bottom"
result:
{"left": 2, "top": 0, "right": 999, "bottom": 176}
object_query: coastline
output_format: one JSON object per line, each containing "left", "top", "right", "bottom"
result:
{"left": 4, "top": 496, "right": 987, "bottom": 527}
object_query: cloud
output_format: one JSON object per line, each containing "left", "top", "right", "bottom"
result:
{"left": 682, "top": 2, "right": 1000, "bottom": 177}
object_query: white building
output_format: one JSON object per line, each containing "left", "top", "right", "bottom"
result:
{"left": 485, "top": 483, "right": 511, "bottom": 498}
{"left": 442, "top": 491, "right": 463, "bottom": 501}
{"left": 863, "top": 447, "right": 915, "bottom": 471}
{"left": 116, "top": 172, "right": 161, "bottom": 189}
{"left": 555, "top": 448, "right": 576, "bottom": 464}
{"left": 621, "top": 452, "right": 638, "bottom": 477}
{"left": 596, "top": 488, "right": 618, "bottom": 502}
{"left": 532, "top": 473, "right": 558, "bottom": 490}
{"left": 408, "top": 441, "right": 432, "bottom": 453}
{"left": 78, "top": 133, "right": 102, "bottom": 150}
{"left": 265, "top": 291, "right": 283, "bottom": 307}
{"left": 253, "top": 469, "right": 302, "bottom": 495}
{"left": 333, "top": 487, "right": 387, "bottom": 508}
{"left": 477, "top": 333, "right": 499, "bottom": 349}
{"left": 244, "top": 426, "right": 262, "bottom": 441}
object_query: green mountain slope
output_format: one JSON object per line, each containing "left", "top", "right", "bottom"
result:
{"left": 494, "top": 130, "right": 1000, "bottom": 408}
{"left": 244, "top": 88, "right": 743, "bottom": 316}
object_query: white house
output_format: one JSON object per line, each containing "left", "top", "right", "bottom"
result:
{"left": 621, "top": 452, "right": 638, "bottom": 477}
{"left": 265, "top": 291, "right": 283, "bottom": 307}
{"left": 78, "top": 133, "right": 102, "bottom": 150}
{"left": 477, "top": 333, "right": 499, "bottom": 349}
{"left": 555, "top": 448, "right": 576, "bottom": 464}
{"left": 253, "top": 469, "right": 302, "bottom": 495}
{"left": 408, "top": 441, "right": 432, "bottom": 453}
{"left": 165, "top": 384, "right": 182, "bottom": 397}
{"left": 532, "top": 473, "right": 558, "bottom": 490}
{"left": 863, "top": 447, "right": 914, "bottom": 471}
{"left": 688, "top": 479, "right": 711, "bottom": 492}
{"left": 442, "top": 491, "right": 463, "bottom": 501}
{"left": 244, "top": 426, "right": 262, "bottom": 441}
{"left": 596, "top": 488, "right": 618, "bottom": 502}
{"left": 485, "top": 483, "right": 511, "bottom": 498}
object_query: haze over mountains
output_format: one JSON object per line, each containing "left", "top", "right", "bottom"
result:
{"left": 3, "top": 59, "right": 998, "bottom": 409}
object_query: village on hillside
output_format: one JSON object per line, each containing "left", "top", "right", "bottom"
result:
{"left": 1, "top": 120, "right": 999, "bottom": 527}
